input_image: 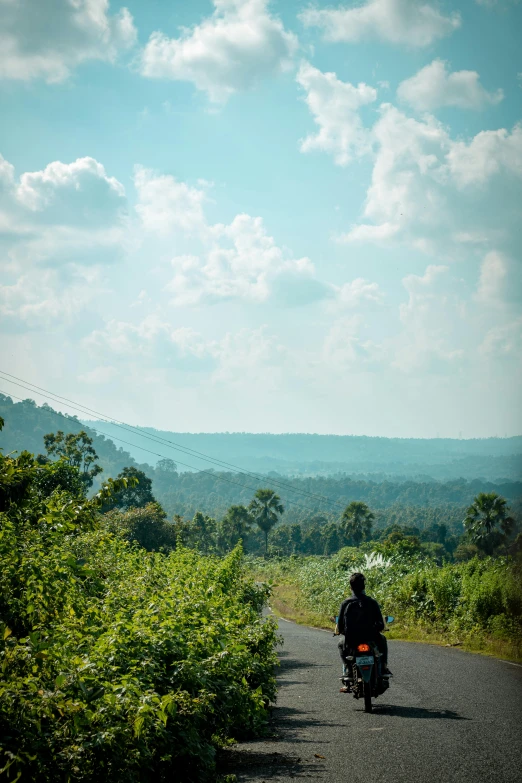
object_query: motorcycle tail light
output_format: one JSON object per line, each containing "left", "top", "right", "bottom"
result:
{"left": 357, "top": 643, "right": 371, "bottom": 653}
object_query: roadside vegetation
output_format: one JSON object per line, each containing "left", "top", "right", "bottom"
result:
{"left": 1, "top": 410, "right": 521, "bottom": 779}
{"left": 0, "top": 419, "right": 277, "bottom": 782}
{"left": 249, "top": 544, "right": 522, "bottom": 662}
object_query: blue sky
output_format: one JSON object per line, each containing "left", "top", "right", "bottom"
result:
{"left": 0, "top": 0, "right": 521, "bottom": 438}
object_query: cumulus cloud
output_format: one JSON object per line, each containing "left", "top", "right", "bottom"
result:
{"left": 323, "top": 315, "right": 380, "bottom": 369}
{"left": 166, "top": 213, "right": 327, "bottom": 306}
{"left": 134, "top": 166, "right": 207, "bottom": 236}
{"left": 296, "top": 62, "right": 377, "bottom": 165}
{"left": 475, "top": 251, "right": 509, "bottom": 305}
{"left": 210, "top": 326, "right": 287, "bottom": 386}
{"left": 85, "top": 315, "right": 214, "bottom": 371}
{"left": 0, "top": 0, "right": 136, "bottom": 83}
{"left": 299, "top": 0, "right": 460, "bottom": 47}
{"left": 0, "top": 267, "right": 105, "bottom": 329}
{"left": 398, "top": 59, "right": 504, "bottom": 112}
{"left": 0, "top": 153, "right": 128, "bottom": 328}
{"left": 394, "top": 265, "right": 466, "bottom": 372}
{"left": 84, "top": 316, "right": 285, "bottom": 386}
{"left": 341, "top": 105, "right": 522, "bottom": 256}
{"left": 0, "top": 154, "right": 127, "bottom": 269}
{"left": 480, "top": 317, "right": 522, "bottom": 358}
{"left": 335, "top": 278, "right": 384, "bottom": 307}
{"left": 447, "top": 124, "right": 522, "bottom": 186}
{"left": 140, "top": 0, "right": 298, "bottom": 102}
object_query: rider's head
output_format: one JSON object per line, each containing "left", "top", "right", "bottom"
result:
{"left": 350, "top": 572, "right": 365, "bottom": 596}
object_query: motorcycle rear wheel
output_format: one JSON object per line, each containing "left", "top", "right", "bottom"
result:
{"left": 363, "top": 681, "right": 372, "bottom": 713}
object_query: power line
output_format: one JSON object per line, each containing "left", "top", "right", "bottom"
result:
{"left": 0, "top": 386, "right": 328, "bottom": 517}
{"left": 0, "top": 369, "right": 346, "bottom": 513}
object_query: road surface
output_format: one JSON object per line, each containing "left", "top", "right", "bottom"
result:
{"left": 222, "top": 615, "right": 522, "bottom": 782}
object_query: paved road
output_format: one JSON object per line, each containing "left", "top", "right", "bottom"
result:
{"left": 223, "top": 616, "right": 522, "bottom": 782}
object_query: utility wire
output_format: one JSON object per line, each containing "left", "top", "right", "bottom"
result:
{"left": 0, "top": 386, "right": 328, "bottom": 517}
{"left": 0, "top": 369, "right": 346, "bottom": 513}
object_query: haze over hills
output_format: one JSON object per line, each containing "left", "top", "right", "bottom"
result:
{"left": 84, "top": 422, "right": 522, "bottom": 482}
{"left": 1, "top": 394, "right": 520, "bottom": 484}
{"left": 2, "top": 395, "right": 521, "bottom": 529}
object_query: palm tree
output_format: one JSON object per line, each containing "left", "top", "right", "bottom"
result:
{"left": 341, "top": 501, "right": 374, "bottom": 547}
{"left": 464, "top": 493, "right": 514, "bottom": 555}
{"left": 249, "top": 489, "right": 284, "bottom": 555}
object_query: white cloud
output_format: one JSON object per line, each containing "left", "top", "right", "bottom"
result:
{"left": 166, "top": 213, "right": 327, "bottom": 306}
{"left": 16, "top": 157, "right": 126, "bottom": 226}
{"left": 84, "top": 316, "right": 285, "bottom": 387}
{"left": 0, "top": 154, "right": 128, "bottom": 328}
{"left": 210, "top": 326, "right": 286, "bottom": 386}
{"left": 85, "top": 315, "right": 213, "bottom": 370}
{"left": 0, "top": 154, "right": 127, "bottom": 270}
{"left": 341, "top": 105, "right": 522, "bottom": 256}
{"left": 0, "top": 0, "right": 136, "bottom": 83}
{"left": 394, "top": 265, "right": 466, "bottom": 372}
{"left": 335, "top": 278, "right": 383, "bottom": 306}
{"left": 140, "top": 0, "right": 297, "bottom": 102}
{"left": 134, "top": 166, "right": 207, "bottom": 235}
{"left": 296, "top": 61, "right": 377, "bottom": 165}
{"left": 475, "top": 251, "right": 508, "bottom": 305}
{"left": 480, "top": 317, "right": 522, "bottom": 358}
{"left": 323, "top": 315, "right": 380, "bottom": 369}
{"left": 0, "top": 267, "right": 105, "bottom": 329}
{"left": 300, "top": 0, "right": 460, "bottom": 47}
{"left": 398, "top": 59, "right": 503, "bottom": 111}
{"left": 447, "top": 124, "right": 522, "bottom": 187}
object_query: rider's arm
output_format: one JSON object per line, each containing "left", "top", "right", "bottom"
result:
{"left": 337, "top": 599, "right": 349, "bottom": 635}
{"left": 373, "top": 600, "right": 385, "bottom": 632}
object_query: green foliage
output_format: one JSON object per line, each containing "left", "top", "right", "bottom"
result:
{"left": 44, "top": 429, "right": 103, "bottom": 489}
{"left": 249, "top": 490, "right": 284, "bottom": 555}
{"left": 101, "top": 466, "right": 156, "bottom": 511}
{"left": 101, "top": 502, "right": 177, "bottom": 551}
{"left": 341, "top": 501, "right": 374, "bottom": 546}
{"left": 217, "top": 506, "right": 252, "bottom": 554}
{"left": 253, "top": 545, "right": 522, "bottom": 658}
{"left": 464, "top": 492, "right": 515, "bottom": 555}
{"left": 0, "top": 443, "right": 277, "bottom": 781}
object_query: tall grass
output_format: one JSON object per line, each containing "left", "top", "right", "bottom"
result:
{"left": 250, "top": 548, "right": 522, "bottom": 661}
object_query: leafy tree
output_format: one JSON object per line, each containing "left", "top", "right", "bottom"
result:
{"left": 381, "top": 529, "right": 422, "bottom": 555}
{"left": 189, "top": 511, "right": 217, "bottom": 553}
{"left": 43, "top": 429, "right": 103, "bottom": 489}
{"left": 172, "top": 513, "right": 191, "bottom": 546}
{"left": 322, "top": 521, "right": 340, "bottom": 555}
{"left": 102, "top": 502, "right": 176, "bottom": 551}
{"left": 218, "top": 505, "right": 252, "bottom": 553}
{"left": 289, "top": 523, "right": 302, "bottom": 555}
{"left": 249, "top": 489, "right": 284, "bottom": 555}
{"left": 464, "top": 492, "right": 515, "bottom": 555}
{"left": 156, "top": 458, "right": 178, "bottom": 474}
{"left": 341, "top": 501, "right": 374, "bottom": 547}
{"left": 102, "top": 467, "right": 155, "bottom": 511}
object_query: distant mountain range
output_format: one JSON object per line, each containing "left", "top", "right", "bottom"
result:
{"left": 1, "top": 393, "right": 520, "bottom": 483}
{"left": 83, "top": 422, "right": 522, "bottom": 482}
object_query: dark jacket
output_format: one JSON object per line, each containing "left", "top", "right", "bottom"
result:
{"left": 338, "top": 592, "right": 384, "bottom": 646}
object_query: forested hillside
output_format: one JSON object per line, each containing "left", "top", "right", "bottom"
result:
{"left": 86, "top": 421, "right": 522, "bottom": 481}
{"left": 1, "top": 395, "right": 521, "bottom": 535}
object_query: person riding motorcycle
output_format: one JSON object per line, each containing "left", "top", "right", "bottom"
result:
{"left": 337, "top": 572, "right": 392, "bottom": 689}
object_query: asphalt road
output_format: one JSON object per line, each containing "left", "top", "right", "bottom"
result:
{"left": 223, "top": 616, "right": 522, "bottom": 782}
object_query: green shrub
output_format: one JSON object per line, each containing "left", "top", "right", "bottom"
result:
{"left": 0, "top": 451, "right": 277, "bottom": 782}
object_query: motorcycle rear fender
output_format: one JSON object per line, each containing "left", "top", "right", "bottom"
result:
{"left": 357, "top": 662, "right": 373, "bottom": 683}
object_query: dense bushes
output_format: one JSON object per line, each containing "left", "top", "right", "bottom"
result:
{"left": 0, "top": 449, "right": 277, "bottom": 781}
{"left": 254, "top": 548, "right": 522, "bottom": 659}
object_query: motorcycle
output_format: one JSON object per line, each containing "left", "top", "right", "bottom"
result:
{"left": 336, "top": 615, "right": 394, "bottom": 713}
